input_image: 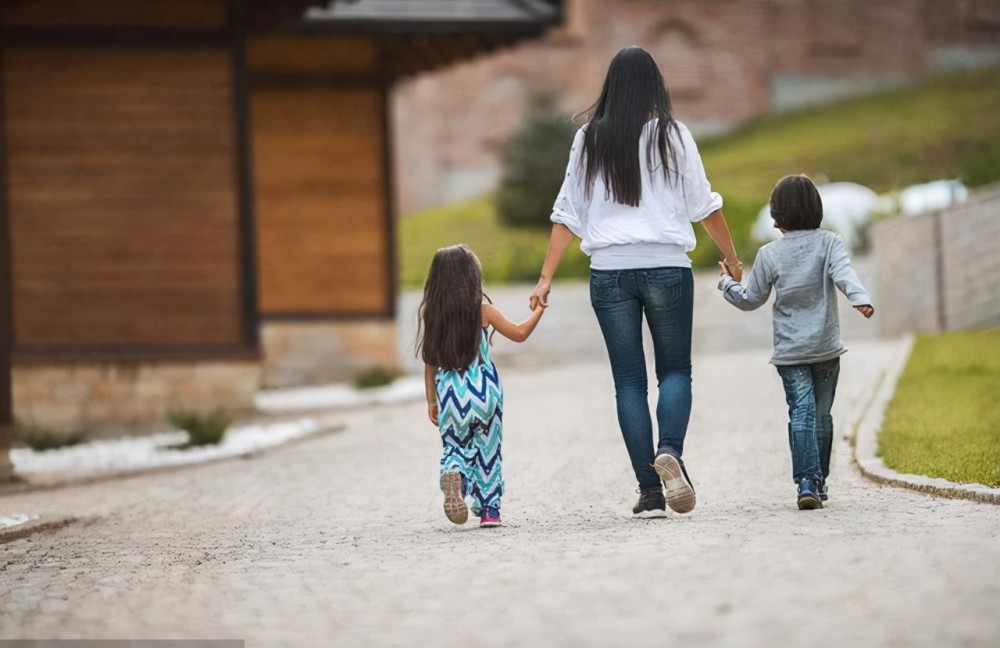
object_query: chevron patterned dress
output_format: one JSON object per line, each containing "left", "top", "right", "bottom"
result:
{"left": 436, "top": 327, "right": 504, "bottom": 514}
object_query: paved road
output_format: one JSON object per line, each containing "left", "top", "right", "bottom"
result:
{"left": 2, "top": 333, "right": 998, "bottom": 646}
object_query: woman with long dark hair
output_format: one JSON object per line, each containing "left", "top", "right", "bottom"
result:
{"left": 529, "top": 46, "right": 742, "bottom": 517}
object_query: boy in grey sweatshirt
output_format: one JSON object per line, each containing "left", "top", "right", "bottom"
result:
{"left": 718, "top": 174, "right": 874, "bottom": 509}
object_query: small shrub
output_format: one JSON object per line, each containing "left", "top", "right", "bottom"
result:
{"left": 353, "top": 365, "right": 401, "bottom": 389}
{"left": 17, "top": 423, "right": 86, "bottom": 451}
{"left": 496, "top": 93, "right": 578, "bottom": 228}
{"left": 167, "top": 408, "right": 230, "bottom": 447}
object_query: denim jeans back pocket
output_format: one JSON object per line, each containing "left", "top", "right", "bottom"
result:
{"left": 590, "top": 270, "right": 623, "bottom": 306}
{"left": 639, "top": 267, "right": 690, "bottom": 312}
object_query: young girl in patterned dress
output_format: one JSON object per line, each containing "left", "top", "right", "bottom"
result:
{"left": 417, "top": 244, "right": 546, "bottom": 528}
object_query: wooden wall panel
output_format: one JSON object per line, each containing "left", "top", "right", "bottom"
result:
{"left": 252, "top": 87, "right": 389, "bottom": 315}
{"left": 2, "top": 0, "right": 229, "bottom": 29}
{"left": 247, "top": 34, "right": 379, "bottom": 74}
{"left": 4, "top": 46, "right": 245, "bottom": 347}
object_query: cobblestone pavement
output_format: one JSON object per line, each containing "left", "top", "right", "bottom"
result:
{"left": 2, "top": 265, "right": 999, "bottom": 647}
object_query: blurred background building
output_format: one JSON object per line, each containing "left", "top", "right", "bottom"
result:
{"left": 0, "top": 0, "right": 558, "bottom": 447}
{"left": 394, "top": 0, "right": 1000, "bottom": 213}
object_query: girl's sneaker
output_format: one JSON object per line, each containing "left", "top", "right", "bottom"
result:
{"left": 479, "top": 507, "right": 501, "bottom": 528}
{"left": 440, "top": 472, "right": 468, "bottom": 524}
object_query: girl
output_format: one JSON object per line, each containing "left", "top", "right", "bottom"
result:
{"left": 718, "top": 174, "right": 874, "bottom": 509}
{"left": 530, "top": 46, "right": 742, "bottom": 517}
{"left": 417, "top": 244, "right": 546, "bottom": 527}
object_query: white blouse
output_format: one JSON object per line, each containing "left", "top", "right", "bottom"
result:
{"left": 550, "top": 119, "right": 723, "bottom": 270}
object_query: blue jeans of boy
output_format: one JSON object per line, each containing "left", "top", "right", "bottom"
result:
{"left": 775, "top": 357, "right": 840, "bottom": 484}
{"left": 590, "top": 267, "right": 693, "bottom": 490}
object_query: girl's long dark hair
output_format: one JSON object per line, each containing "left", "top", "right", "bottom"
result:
{"left": 577, "top": 46, "right": 681, "bottom": 207}
{"left": 416, "top": 244, "right": 484, "bottom": 372}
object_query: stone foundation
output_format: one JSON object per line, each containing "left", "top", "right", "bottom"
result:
{"left": 261, "top": 319, "right": 397, "bottom": 388}
{"left": 12, "top": 360, "right": 261, "bottom": 437}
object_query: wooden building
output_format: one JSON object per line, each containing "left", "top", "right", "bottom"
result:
{"left": 0, "top": 0, "right": 557, "bottom": 463}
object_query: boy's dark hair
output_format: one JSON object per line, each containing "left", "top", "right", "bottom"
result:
{"left": 769, "top": 174, "right": 823, "bottom": 231}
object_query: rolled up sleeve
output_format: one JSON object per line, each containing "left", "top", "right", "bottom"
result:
{"left": 678, "top": 125, "right": 723, "bottom": 222}
{"left": 550, "top": 127, "right": 589, "bottom": 238}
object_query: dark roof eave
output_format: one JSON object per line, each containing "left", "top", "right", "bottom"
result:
{"left": 282, "top": 17, "right": 555, "bottom": 36}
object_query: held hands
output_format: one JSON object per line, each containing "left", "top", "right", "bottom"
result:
{"left": 718, "top": 259, "right": 743, "bottom": 282}
{"left": 529, "top": 278, "right": 551, "bottom": 310}
{"left": 855, "top": 304, "right": 875, "bottom": 319}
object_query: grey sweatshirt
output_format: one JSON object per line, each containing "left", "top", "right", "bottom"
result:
{"left": 718, "top": 229, "right": 873, "bottom": 365}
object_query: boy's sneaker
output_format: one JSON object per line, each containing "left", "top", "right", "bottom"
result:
{"left": 440, "top": 472, "right": 468, "bottom": 524}
{"left": 819, "top": 480, "right": 829, "bottom": 502}
{"left": 653, "top": 450, "right": 696, "bottom": 513}
{"left": 480, "top": 507, "right": 501, "bottom": 528}
{"left": 632, "top": 486, "right": 667, "bottom": 518}
{"left": 797, "top": 478, "right": 823, "bottom": 510}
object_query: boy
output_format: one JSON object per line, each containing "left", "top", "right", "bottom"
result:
{"left": 718, "top": 174, "right": 874, "bottom": 509}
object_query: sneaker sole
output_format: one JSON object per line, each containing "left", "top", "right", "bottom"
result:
{"left": 653, "top": 454, "right": 696, "bottom": 514}
{"left": 440, "top": 473, "right": 468, "bottom": 524}
{"left": 634, "top": 509, "right": 668, "bottom": 519}
{"left": 797, "top": 495, "right": 823, "bottom": 510}
{"left": 480, "top": 520, "right": 502, "bottom": 528}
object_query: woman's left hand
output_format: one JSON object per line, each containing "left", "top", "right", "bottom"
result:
{"left": 529, "top": 278, "right": 551, "bottom": 310}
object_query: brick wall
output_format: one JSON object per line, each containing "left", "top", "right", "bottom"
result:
{"left": 392, "top": 0, "right": 1000, "bottom": 214}
{"left": 871, "top": 184, "right": 1000, "bottom": 337}
{"left": 940, "top": 187, "right": 1000, "bottom": 331}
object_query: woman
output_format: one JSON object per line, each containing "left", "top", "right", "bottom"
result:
{"left": 529, "top": 46, "right": 742, "bottom": 517}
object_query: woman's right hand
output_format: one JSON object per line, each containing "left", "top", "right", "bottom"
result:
{"left": 529, "top": 278, "right": 551, "bottom": 310}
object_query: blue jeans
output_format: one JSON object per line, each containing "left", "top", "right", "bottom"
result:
{"left": 590, "top": 267, "right": 693, "bottom": 490}
{"left": 775, "top": 358, "right": 840, "bottom": 484}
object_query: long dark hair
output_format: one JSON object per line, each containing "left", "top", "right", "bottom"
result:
{"left": 577, "top": 46, "right": 681, "bottom": 206}
{"left": 416, "top": 244, "right": 484, "bottom": 372}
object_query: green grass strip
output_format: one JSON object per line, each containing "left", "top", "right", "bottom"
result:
{"left": 878, "top": 328, "right": 1000, "bottom": 487}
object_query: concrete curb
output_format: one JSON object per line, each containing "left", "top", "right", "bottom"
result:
{"left": 0, "top": 514, "right": 82, "bottom": 544}
{"left": 0, "top": 421, "right": 346, "bottom": 499}
{"left": 852, "top": 335, "right": 1000, "bottom": 505}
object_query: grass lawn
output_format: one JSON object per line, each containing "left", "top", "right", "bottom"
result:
{"left": 399, "top": 197, "right": 591, "bottom": 287}
{"left": 878, "top": 328, "right": 1000, "bottom": 487}
{"left": 399, "top": 68, "right": 1000, "bottom": 286}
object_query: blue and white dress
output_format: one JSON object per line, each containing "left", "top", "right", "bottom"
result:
{"left": 435, "top": 327, "right": 504, "bottom": 514}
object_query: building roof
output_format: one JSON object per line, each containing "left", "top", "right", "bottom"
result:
{"left": 301, "top": 0, "right": 558, "bottom": 32}
{"left": 293, "top": 0, "right": 560, "bottom": 78}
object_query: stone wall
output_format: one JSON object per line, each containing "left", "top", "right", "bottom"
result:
{"left": 260, "top": 319, "right": 397, "bottom": 388}
{"left": 871, "top": 184, "right": 1000, "bottom": 337}
{"left": 12, "top": 360, "right": 261, "bottom": 436}
{"left": 392, "top": 0, "right": 1000, "bottom": 215}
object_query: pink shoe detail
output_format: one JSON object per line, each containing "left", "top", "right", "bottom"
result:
{"left": 479, "top": 514, "right": 501, "bottom": 528}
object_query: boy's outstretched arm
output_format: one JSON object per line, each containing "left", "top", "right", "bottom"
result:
{"left": 483, "top": 302, "right": 545, "bottom": 343}
{"left": 828, "top": 237, "right": 874, "bottom": 316}
{"left": 718, "top": 253, "right": 773, "bottom": 311}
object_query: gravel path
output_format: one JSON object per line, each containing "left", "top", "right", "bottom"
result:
{"left": 2, "top": 265, "right": 998, "bottom": 647}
